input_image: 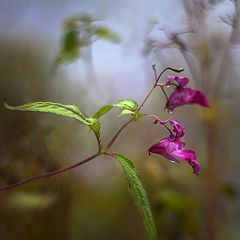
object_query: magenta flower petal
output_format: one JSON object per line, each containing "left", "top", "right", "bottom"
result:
{"left": 148, "top": 136, "right": 183, "bottom": 163}
{"left": 167, "top": 76, "right": 189, "bottom": 88}
{"left": 148, "top": 136, "right": 186, "bottom": 162}
{"left": 148, "top": 133, "right": 200, "bottom": 175}
{"left": 171, "top": 150, "right": 200, "bottom": 176}
{"left": 191, "top": 90, "right": 211, "bottom": 108}
{"left": 170, "top": 120, "right": 185, "bottom": 138}
{"left": 167, "top": 88, "right": 210, "bottom": 111}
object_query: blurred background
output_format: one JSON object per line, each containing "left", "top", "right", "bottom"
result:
{"left": 0, "top": 0, "right": 240, "bottom": 239}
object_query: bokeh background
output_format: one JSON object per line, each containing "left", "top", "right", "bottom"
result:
{"left": 0, "top": 0, "right": 240, "bottom": 239}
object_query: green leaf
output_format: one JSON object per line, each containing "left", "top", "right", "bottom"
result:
{"left": 135, "top": 113, "right": 145, "bottom": 118}
{"left": 117, "top": 110, "right": 145, "bottom": 119}
{"left": 113, "top": 99, "right": 138, "bottom": 112}
{"left": 10, "top": 191, "right": 56, "bottom": 210}
{"left": 57, "top": 29, "right": 85, "bottom": 64}
{"left": 3, "top": 100, "right": 100, "bottom": 136}
{"left": 93, "top": 105, "right": 113, "bottom": 119}
{"left": 118, "top": 109, "right": 135, "bottom": 116}
{"left": 115, "top": 154, "right": 158, "bottom": 240}
{"left": 90, "top": 25, "right": 120, "bottom": 43}
{"left": 93, "top": 99, "right": 139, "bottom": 119}
{"left": 88, "top": 117, "right": 100, "bottom": 136}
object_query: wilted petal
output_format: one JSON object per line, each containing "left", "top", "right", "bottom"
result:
{"left": 170, "top": 120, "right": 184, "bottom": 138}
{"left": 166, "top": 88, "right": 210, "bottom": 111}
{"left": 171, "top": 150, "right": 200, "bottom": 176}
{"left": 167, "top": 76, "right": 189, "bottom": 88}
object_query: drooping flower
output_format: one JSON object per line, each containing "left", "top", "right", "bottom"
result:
{"left": 165, "top": 76, "right": 210, "bottom": 111}
{"left": 170, "top": 120, "right": 184, "bottom": 138}
{"left": 148, "top": 120, "right": 200, "bottom": 175}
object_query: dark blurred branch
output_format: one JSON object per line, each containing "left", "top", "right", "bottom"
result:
{"left": 0, "top": 153, "right": 100, "bottom": 190}
{"left": 215, "top": 0, "right": 240, "bottom": 97}
{"left": 149, "top": 28, "right": 200, "bottom": 86}
{"left": 219, "top": 15, "right": 234, "bottom": 26}
{"left": 166, "top": 31, "right": 200, "bottom": 85}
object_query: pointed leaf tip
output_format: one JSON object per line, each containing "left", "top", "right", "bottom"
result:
{"left": 3, "top": 100, "right": 100, "bottom": 135}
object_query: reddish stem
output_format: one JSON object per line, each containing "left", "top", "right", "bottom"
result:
{"left": 0, "top": 66, "right": 184, "bottom": 190}
{"left": 143, "top": 113, "right": 172, "bottom": 135}
{"left": 0, "top": 153, "right": 99, "bottom": 190}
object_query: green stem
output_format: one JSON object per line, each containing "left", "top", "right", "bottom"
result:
{"left": 93, "top": 131, "right": 102, "bottom": 154}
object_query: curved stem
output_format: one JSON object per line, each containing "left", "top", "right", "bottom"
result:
{"left": 160, "top": 86, "right": 169, "bottom": 103}
{"left": 93, "top": 131, "right": 102, "bottom": 154}
{"left": 103, "top": 118, "right": 134, "bottom": 152}
{"left": 137, "top": 67, "right": 183, "bottom": 113}
{"left": 105, "top": 66, "right": 183, "bottom": 151}
{"left": 0, "top": 153, "right": 100, "bottom": 191}
{"left": 156, "top": 67, "right": 184, "bottom": 83}
{"left": 136, "top": 85, "right": 156, "bottom": 113}
{"left": 143, "top": 113, "right": 172, "bottom": 135}
{"left": 0, "top": 66, "right": 184, "bottom": 190}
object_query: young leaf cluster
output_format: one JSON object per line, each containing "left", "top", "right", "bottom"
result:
{"left": 93, "top": 99, "right": 144, "bottom": 119}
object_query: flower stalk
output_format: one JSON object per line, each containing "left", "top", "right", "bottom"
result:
{"left": 0, "top": 66, "right": 209, "bottom": 190}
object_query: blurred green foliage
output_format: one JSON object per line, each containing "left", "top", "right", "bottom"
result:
{"left": 56, "top": 13, "right": 119, "bottom": 65}
{"left": 0, "top": 2, "right": 240, "bottom": 240}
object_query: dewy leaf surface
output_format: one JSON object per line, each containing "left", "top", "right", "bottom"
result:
{"left": 115, "top": 154, "right": 158, "bottom": 240}
{"left": 4, "top": 100, "right": 100, "bottom": 135}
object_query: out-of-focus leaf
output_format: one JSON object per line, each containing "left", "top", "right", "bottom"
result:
{"left": 90, "top": 25, "right": 120, "bottom": 43}
{"left": 158, "top": 189, "right": 196, "bottom": 211}
{"left": 57, "top": 29, "right": 85, "bottom": 63}
{"left": 115, "top": 154, "right": 158, "bottom": 240}
{"left": 10, "top": 191, "right": 56, "bottom": 210}
{"left": 3, "top": 100, "right": 100, "bottom": 136}
{"left": 56, "top": 13, "right": 120, "bottom": 66}
{"left": 63, "top": 14, "right": 95, "bottom": 31}
{"left": 77, "top": 13, "right": 95, "bottom": 24}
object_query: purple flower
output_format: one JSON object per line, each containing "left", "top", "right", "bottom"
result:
{"left": 170, "top": 120, "right": 184, "bottom": 138}
{"left": 166, "top": 76, "right": 210, "bottom": 111}
{"left": 148, "top": 120, "right": 200, "bottom": 176}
